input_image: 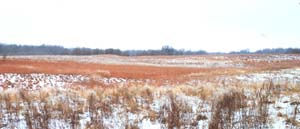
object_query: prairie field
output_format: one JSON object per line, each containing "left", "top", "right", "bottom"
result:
{"left": 0, "top": 54, "right": 300, "bottom": 129}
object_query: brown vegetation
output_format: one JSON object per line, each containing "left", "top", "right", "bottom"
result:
{"left": 0, "top": 59, "right": 199, "bottom": 79}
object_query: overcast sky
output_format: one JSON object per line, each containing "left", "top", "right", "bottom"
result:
{"left": 0, "top": 0, "right": 299, "bottom": 52}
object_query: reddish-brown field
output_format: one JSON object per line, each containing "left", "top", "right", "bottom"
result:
{"left": 1, "top": 54, "right": 300, "bottom": 83}
{"left": 0, "top": 59, "right": 207, "bottom": 80}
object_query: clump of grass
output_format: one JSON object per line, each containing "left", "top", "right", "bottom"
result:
{"left": 209, "top": 90, "right": 247, "bottom": 129}
{"left": 19, "top": 90, "right": 33, "bottom": 129}
{"left": 86, "top": 92, "right": 107, "bottom": 129}
{"left": 167, "top": 92, "right": 181, "bottom": 129}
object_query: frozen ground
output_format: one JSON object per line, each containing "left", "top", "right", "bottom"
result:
{"left": 10, "top": 55, "right": 245, "bottom": 68}
{"left": 0, "top": 74, "right": 88, "bottom": 90}
{"left": 212, "top": 68, "right": 300, "bottom": 87}
{"left": 0, "top": 68, "right": 299, "bottom": 128}
{"left": 0, "top": 54, "right": 299, "bottom": 128}
{"left": 0, "top": 73, "right": 145, "bottom": 90}
{"left": 10, "top": 54, "right": 300, "bottom": 68}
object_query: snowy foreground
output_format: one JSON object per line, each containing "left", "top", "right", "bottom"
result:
{"left": 0, "top": 68, "right": 299, "bottom": 129}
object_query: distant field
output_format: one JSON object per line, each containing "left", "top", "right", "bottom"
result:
{"left": 0, "top": 54, "right": 300, "bottom": 128}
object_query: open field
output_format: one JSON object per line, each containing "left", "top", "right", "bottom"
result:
{"left": 0, "top": 54, "right": 300, "bottom": 129}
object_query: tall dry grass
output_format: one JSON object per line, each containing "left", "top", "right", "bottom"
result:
{"left": 0, "top": 79, "right": 298, "bottom": 128}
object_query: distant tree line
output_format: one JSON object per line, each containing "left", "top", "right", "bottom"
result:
{"left": 229, "top": 48, "right": 300, "bottom": 54}
{"left": 0, "top": 43, "right": 206, "bottom": 56}
{"left": 255, "top": 48, "right": 300, "bottom": 54}
{"left": 0, "top": 43, "right": 300, "bottom": 56}
{"left": 0, "top": 44, "right": 68, "bottom": 55}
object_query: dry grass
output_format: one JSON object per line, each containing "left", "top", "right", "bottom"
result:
{"left": 0, "top": 80, "right": 299, "bottom": 128}
{"left": 1, "top": 54, "right": 300, "bottom": 128}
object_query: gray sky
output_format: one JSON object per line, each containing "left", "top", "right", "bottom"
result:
{"left": 0, "top": 0, "right": 300, "bottom": 52}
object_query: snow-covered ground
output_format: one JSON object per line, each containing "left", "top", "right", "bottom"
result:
{"left": 10, "top": 54, "right": 300, "bottom": 68}
{"left": 206, "top": 68, "right": 300, "bottom": 89}
{"left": 0, "top": 74, "right": 88, "bottom": 90}
{"left": 234, "top": 68, "right": 300, "bottom": 85}
{"left": 10, "top": 55, "right": 246, "bottom": 68}
{"left": 0, "top": 73, "right": 142, "bottom": 90}
{"left": 1, "top": 54, "right": 300, "bottom": 128}
{"left": 0, "top": 87, "right": 298, "bottom": 129}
